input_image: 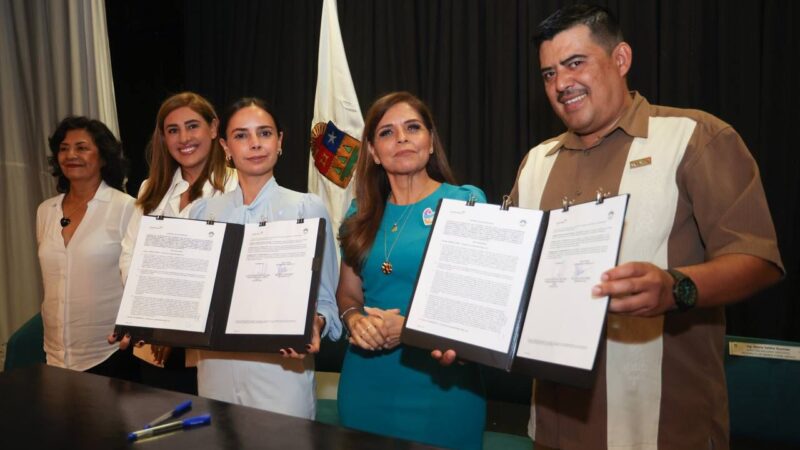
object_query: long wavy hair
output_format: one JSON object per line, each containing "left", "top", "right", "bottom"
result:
{"left": 340, "top": 91, "right": 456, "bottom": 272}
{"left": 48, "top": 116, "right": 127, "bottom": 193}
{"left": 137, "top": 92, "right": 228, "bottom": 214}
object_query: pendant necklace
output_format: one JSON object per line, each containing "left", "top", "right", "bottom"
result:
{"left": 60, "top": 197, "right": 90, "bottom": 227}
{"left": 381, "top": 200, "right": 418, "bottom": 275}
{"left": 389, "top": 204, "right": 414, "bottom": 233}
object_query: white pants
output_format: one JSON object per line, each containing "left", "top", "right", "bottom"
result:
{"left": 197, "top": 351, "right": 316, "bottom": 419}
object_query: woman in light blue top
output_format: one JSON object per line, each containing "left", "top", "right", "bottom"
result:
{"left": 189, "top": 98, "right": 341, "bottom": 419}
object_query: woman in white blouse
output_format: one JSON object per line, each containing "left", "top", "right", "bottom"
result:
{"left": 114, "top": 92, "right": 237, "bottom": 393}
{"left": 37, "top": 116, "right": 138, "bottom": 380}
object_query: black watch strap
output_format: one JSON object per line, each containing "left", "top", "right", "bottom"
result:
{"left": 667, "top": 269, "right": 698, "bottom": 312}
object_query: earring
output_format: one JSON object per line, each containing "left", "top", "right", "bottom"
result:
{"left": 278, "top": 148, "right": 283, "bottom": 156}
{"left": 369, "top": 150, "right": 380, "bottom": 165}
{"left": 429, "top": 148, "right": 434, "bottom": 155}
{"left": 225, "top": 154, "right": 232, "bottom": 162}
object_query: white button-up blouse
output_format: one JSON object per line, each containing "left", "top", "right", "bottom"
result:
{"left": 119, "top": 168, "right": 238, "bottom": 282}
{"left": 37, "top": 182, "right": 135, "bottom": 371}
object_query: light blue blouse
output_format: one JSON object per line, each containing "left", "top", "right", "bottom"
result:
{"left": 190, "top": 177, "right": 342, "bottom": 340}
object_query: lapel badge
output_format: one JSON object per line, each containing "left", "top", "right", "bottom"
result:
{"left": 629, "top": 157, "right": 652, "bottom": 169}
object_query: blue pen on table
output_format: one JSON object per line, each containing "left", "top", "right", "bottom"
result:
{"left": 144, "top": 400, "right": 192, "bottom": 428}
{"left": 128, "top": 414, "right": 211, "bottom": 442}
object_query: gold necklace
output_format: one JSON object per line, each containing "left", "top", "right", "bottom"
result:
{"left": 388, "top": 201, "right": 415, "bottom": 233}
{"left": 381, "top": 202, "right": 417, "bottom": 275}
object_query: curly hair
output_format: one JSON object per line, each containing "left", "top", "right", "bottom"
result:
{"left": 48, "top": 116, "right": 127, "bottom": 193}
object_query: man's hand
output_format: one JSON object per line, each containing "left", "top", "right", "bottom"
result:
{"left": 431, "top": 349, "right": 458, "bottom": 366}
{"left": 593, "top": 262, "right": 675, "bottom": 316}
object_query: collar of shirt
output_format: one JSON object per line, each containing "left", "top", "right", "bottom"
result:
{"left": 232, "top": 176, "right": 280, "bottom": 218}
{"left": 546, "top": 91, "right": 651, "bottom": 156}
{"left": 149, "top": 168, "right": 188, "bottom": 216}
{"left": 50, "top": 180, "right": 113, "bottom": 212}
{"left": 155, "top": 168, "right": 225, "bottom": 216}
{"left": 93, "top": 181, "right": 115, "bottom": 202}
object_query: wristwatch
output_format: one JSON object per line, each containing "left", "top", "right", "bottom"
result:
{"left": 666, "top": 269, "right": 698, "bottom": 312}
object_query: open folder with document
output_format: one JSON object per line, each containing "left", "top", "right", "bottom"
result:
{"left": 402, "top": 194, "right": 628, "bottom": 387}
{"left": 114, "top": 215, "right": 325, "bottom": 353}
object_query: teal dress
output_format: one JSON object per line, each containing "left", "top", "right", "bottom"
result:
{"left": 338, "top": 183, "right": 487, "bottom": 450}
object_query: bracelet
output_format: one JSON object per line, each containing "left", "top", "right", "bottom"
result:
{"left": 339, "top": 306, "right": 363, "bottom": 322}
{"left": 339, "top": 306, "right": 364, "bottom": 339}
{"left": 316, "top": 313, "right": 326, "bottom": 334}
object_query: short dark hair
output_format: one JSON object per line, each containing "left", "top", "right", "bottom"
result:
{"left": 534, "top": 4, "right": 624, "bottom": 53}
{"left": 48, "top": 116, "right": 127, "bottom": 193}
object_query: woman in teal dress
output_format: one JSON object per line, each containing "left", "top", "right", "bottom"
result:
{"left": 337, "top": 91, "right": 486, "bottom": 449}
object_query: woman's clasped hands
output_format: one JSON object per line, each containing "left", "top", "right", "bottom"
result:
{"left": 346, "top": 307, "right": 404, "bottom": 351}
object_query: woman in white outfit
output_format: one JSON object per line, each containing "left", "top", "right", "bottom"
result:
{"left": 113, "top": 92, "right": 237, "bottom": 393}
{"left": 38, "top": 116, "right": 138, "bottom": 381}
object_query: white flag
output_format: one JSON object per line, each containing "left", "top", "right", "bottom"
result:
{"left": 309, "top": 0, "right": 364, "bottom": 258}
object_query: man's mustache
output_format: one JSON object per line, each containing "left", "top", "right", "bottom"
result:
{"left": 558, "top": 88, "right": 588, "bottom": 103}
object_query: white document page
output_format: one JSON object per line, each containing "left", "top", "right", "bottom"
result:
{"left": 225, "top": 218, "right": 319, "bottom": 335}
{"left": 405, "top": 199, "right": 544, "bottom": 353}
{"left": 516, "top": 195, "right": 627, "bottom": 370}
{"left": 116, "top": 216, "right": 226, "bottom": 332}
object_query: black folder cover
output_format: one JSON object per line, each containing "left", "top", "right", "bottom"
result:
{"left": 401, "top": 195, "right": 628, "bottom": 388}
{"left": 401, "top": 199, "right": 544, "bottom": 372}
{"left": 114, "top": 216, "right": 326, "bottom": 353}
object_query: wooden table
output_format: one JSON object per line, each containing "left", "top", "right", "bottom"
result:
{"left": 0, "top": 364, "right": 440, "bottom": 449}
